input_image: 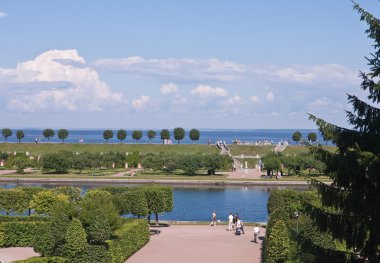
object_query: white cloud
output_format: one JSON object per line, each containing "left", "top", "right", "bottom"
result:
{"left": 266, "top": 92, "right": 274, "bottom": 102}
{"left": 160, "top": 83, "right": 178, "bottom": 95}
{"left": 132, "top": 95, "right": 150, "bottom": 111}
{"left": 308, "top": 97, "right": 332, "bottom": 108}
{"left": 171, "top": 95, "right": 188, "bottom": 105}
{"left": 0, "top": 12, "right": 7, "bottom": 18}
{"left": 222, "top": 95, "right": 242, "bottom": 106}
{"left": 191, "top": 85, "right": 228, "bottom": 97}
{"left": 94, "top": 56, "right": 246, "bottom": 81}
{"left": 250, "top": 95, "right": 260, "bottom": 103}
{"left": 0, "top": 49, "right": 127, "bottom": 112}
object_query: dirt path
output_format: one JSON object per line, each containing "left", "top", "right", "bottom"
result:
{"left": 127, "top": 225, "right": 265, "bottom": 263}
{"left": 0, "top": 247, "right": 39, "bottom": 263}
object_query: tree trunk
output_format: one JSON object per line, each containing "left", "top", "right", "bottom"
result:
{"left": 155, "top": 212, "right": 159, "bottom": 226}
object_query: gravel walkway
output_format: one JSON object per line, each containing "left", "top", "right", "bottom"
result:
{"left": 127, "top": 225, "right": 265, "bottom": 263}
{"left": 0, "top": 247, "right": 39, "bottom": 263}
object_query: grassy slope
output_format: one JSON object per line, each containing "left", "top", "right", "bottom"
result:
{"left": 0, "top": 143, "right": 218, "bottom": 155}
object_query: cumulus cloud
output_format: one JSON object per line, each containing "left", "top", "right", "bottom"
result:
{"left": 160, "top": 83, "right": 178, "bottom": 95}
{"left": 250, "top": 96, "right": 260, "bottom": 103}
{"left": 0, "top": 12, "right": 7, "bottom": 18}
{"left": 191, "top": 85, "right": 228, "bottom": 97}
{"left": 222, "top": 95, "right": 242, "bottom": 106}
{"left": 266, "top": 92, "right": 274, "bottom": 102}
{"left": 132, "top": 95, "right": 150, "bottom": 111}
{"left": 0, "top": 49, "right": 127, "bottom": 112}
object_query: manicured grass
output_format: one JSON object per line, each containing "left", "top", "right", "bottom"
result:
{"left": 0, "top": 143, "right": 218, "bottom": 156}
{"left": 229, "top": 145, "right": 273, "bottom": 156}
{"left": 282, "top": 145, "right": 337, "bottom": 156}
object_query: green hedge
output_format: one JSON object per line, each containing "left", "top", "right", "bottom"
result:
{"left": 0, "top": 216, "right": 49, "bottom": 223}
{"left": 0, "top": 221, "right": 49, "bottom": 247}
{"left": 106, "top": 219, "right": 149, "bottom": 263}
{"left": 13, "top": 257, "right": 67, "bottom": 263}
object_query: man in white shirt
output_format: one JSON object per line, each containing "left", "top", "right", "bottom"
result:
{"left": 228, "top": 212, "right": 233, "bottom": 231}
{"left": 253, "top": 226, "right": 260, "bottom": 243}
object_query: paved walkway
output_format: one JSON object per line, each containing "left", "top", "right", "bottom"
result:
{"left": 127, "top": 225, "right": 265, "bottom": 263}
{"left": 223, "top": 168, "right": 262, "bottom": 180}
{"left": 0, "top": 247, "right": 39, "bottom": 263}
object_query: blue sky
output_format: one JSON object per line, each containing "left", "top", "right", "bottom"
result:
{"left": 0, "top": 0, "right": 379, "bottom": 129}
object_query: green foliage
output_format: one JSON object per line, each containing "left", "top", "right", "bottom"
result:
{"left": 307, "top": 132, "right": 317, "bottom": 143}
{"left": 64, "top": 219, "right": 87, "bottom": 259}
{"left": 126, "top": 189, "right": 148, "bottom": 217}
{"left": 16, "top": 130, "right": 25, "bottom": 143}
{"left": 11, "top": 156, "right": 30, "bottom": 173}
{"left": 189, "top": 128, "right": 200, "bottom": 143}
{"left": 132, "top": 130, "right": 142, "bottom": 142}
{"left": 2, "top": 128, "right": 12, "bottom": 141}
{"left": 58, "top": 129, "right": 69, "bottom": 143}
{"left": 262, "top": 152, "right": 281, "bottom": 173}
{"left": 53, "top": 186, "right": 81, "bottom": 203}
{"left": 147, "top": 130, "right": 156, "bottom": 143}
{"left": 292, "top": 131, "right": 302, "bottom": 144}
{"left": 0, "top": 221, "right": 49, "bottom": 247}
{"left": 126, "top": 151, "right": 140, "bottom": 168}
{"left": 0, "top": 152, "right": 9, "bottom": 160}
{"left": 30, "top": 190, "right": 69, "bottom": 215}
{"left": 0, "top": 188, "right": 28, "bottom": 214}
{"left": 173, "top": 127, "right": 185, "bottom": 144}
{"left": 116, "top": 129, "right": 127, "bottom": 143}
{"left": 160, "top": 129, "right": 170, "bottom": 143}
{"left": 87, "top": 214, "right": 111, "bottom": 244}
{"left": 266, "top": 220, "right": 290, "bottom": 263}
{"left": 43, "top": 129, "right": 55, "bottom": 141}
{"left": 42, "top": 152, "right": 72, "bottom": 173}
{"left": 33, "top": 222, "right": 55, "bottom": 256}
{"left": 75, "top": 245, "right": 108, "bottom": 263}
{"left": 13, "top": 257, "right": 68, "bottom": 263}
{"left": 106, "top": 219, "right": 149, "bottom": 263}
{"left": 103, "top": 129, "right": 113, "bottom": 143}
{"left": 178, "top": 154, "right": 202, "bottom": 175}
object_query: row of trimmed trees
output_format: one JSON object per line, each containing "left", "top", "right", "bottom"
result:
{"left": 1, "top": 128, "right": 201, "bottom": 144}
{"left": 291, "top": 131, "right": 321, "bottom": 144}
{"left": 104, "top": 128, "right": 200, "bottom": 144}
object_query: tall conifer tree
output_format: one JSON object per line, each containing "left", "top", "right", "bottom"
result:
{"left": 308, "top": 3, "right": 380, "bottom": 260}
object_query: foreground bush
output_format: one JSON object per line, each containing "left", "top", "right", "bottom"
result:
{"left": 13, "top": 257, "right": 67, "bottom": 263}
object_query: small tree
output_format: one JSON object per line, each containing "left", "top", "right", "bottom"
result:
{"left": 147, "top": 130, "right": 156, "bottom": 144}
{"left": 160, "top": 129, "right": 170, "bottom": 144}
{"left": 11, "top": 156, "right": 30, "bottom": 173}
{"left": 58, "top": 129, "right": 69, "bottom": 143}
{"left": 43, "top": 129, "right": 55, "bottom": 141}
{"left": 30, "top": 191, "right": 70, "bottom": 215}
{"left": 16, "top": 130, "right": 24, "bottom": 143}
{"left": 2, "top": 128, "right": 12, "bottom": 142}
{"left": 117, "top": 129, "right": 127, "bottom": 143}
{"left": 173, "top": 127, "right": 185, "bottom": 144}
{"left": 292, "top": 131, "right": 302, "bottom": 144}
{"left": 132, "top": 130, "right": 142, "bottom": 143}
{"left": 103, "top": 130, "right": 113, "bottom": 144}
{"left": 64, "top": 219, "right": 88, "bottom": 259}
{"left": 189, "top": 128, "right": 200, "bottom": 144}
{"left": 307, "top": 132, "right": 317, "bottom": 143}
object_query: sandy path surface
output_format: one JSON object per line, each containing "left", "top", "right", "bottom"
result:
{"left": 127, "top": 225, "right": 265, "bottom": 263}
{"left": 0, "top": 247, "right": 39, "bottom": 263}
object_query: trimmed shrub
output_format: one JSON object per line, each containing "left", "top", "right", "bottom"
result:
{"left": 266, "top": 220, "right": 290, "bottom": 263}
{"left": 0, "top": 221, "right": 49, "bottom": 247}
{"left": 106, "top": 219, "right": 149, "bottom": 263}
{"left": 75, "top": 245, "right": 108, "bottom": 263}
{"left": 13, "top": 257, "right": 67, "bottom": 263}
{"left": 0, "top": 216, "right": 49, "bottom": 223}
{"left": 33, "top": 223, "right": 55, "bottom": 256}
{"left": 64, "top": 219, "right": 87, "bottom": 259}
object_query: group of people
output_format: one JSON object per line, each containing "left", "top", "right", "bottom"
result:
{"left": 210, "top": 211, "right": 261, "bottom": 243}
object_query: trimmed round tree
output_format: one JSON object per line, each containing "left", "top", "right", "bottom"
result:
{"left": 43, "top": 128, "right": 55, "bottom": 141}
{"left": 103, "top": 130, "right": 113, "bottom": 144}
{"left": 117, "top": 129, "right": 127, "bottom": 143}
{"left": 2, "top": 128, "right": 12, "bottom": 142}
{"left": 58, "top": 129, "right": 69, "bottom": 143}
{"left": 173, "top": 127, "right": 185, "bottom": 144}
{"left": 189, "top": 128, "right": 200, "bottom": 144}
{"left": 16, "top": 130, "right": 24, "bottom": 143}
{"left": 292, "top": 131, "right": 302, "bottom": 144}
{"left": 147, "top": 130, "right": 156, "bottom": 144}
{"left": 132, "top": 130, "right": 143, "bottom": 143}
{"left": 64, "top": 218, "right": 88, "bottom": 259}
{"left": 307, "top": 132, "right": 317, "bottom": 143}
{"left": 160, "top": 129, "right": 170, "bottom": 144}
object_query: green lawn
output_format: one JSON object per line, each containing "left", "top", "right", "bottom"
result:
{"left": 229, "top": 145, "right": 273, "bottom": 156}
{"left": 0, "top": 143, "right": 218, "bottom": 156}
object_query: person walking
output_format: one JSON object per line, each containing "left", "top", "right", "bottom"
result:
{"left": 228, "top": 212, "right": 233, "bottom": 231}
{"left": 210, "top": 211, "right": 217, "bottom": 226}
{"left": 253, "top": 226, "right": 260, "bottom": 243}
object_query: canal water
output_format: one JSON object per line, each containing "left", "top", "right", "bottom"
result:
{"left": 0, "top": 183, "right": 307, "bottom": 223}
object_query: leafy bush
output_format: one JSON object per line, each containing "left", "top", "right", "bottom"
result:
{"left": 0, "top": 221, "right": 49, "bottom": 247}
{"left": 106, "top": 219, "right": 149, "bottom": 263}
{"left": 42, "top": 152, "right": 72, "bottom": 173}
{"left": 13, "top": 257, "right": 68, "bottom": 263}
{"left": 64, "top": 219, "right": 87, "bottom": 259}
{"left": 265, "top": 220, "right": 290, "bottom": 263}
{"left": 75, "top": 245, "right": 108, "bottom": 263}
